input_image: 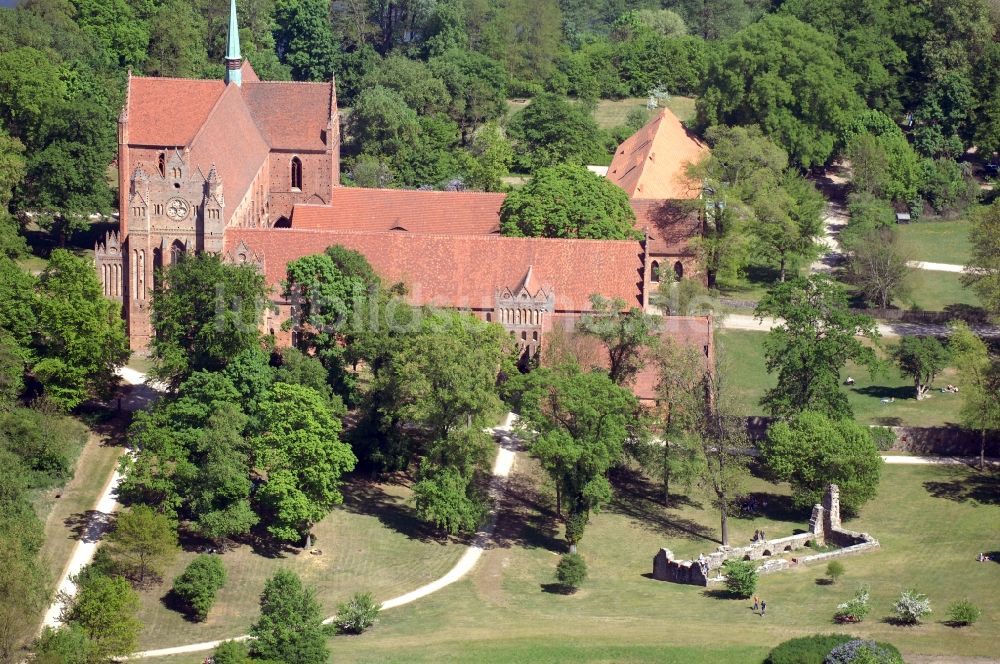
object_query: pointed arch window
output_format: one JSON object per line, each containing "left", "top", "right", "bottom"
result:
{"left": 158, "top": 152, "right": 165, "bottom": 177}
{"left": 291, "top": 157, "right": 303, "bottom": 190}
{"left": 674, "top": 261, "right": 684, "bottom": 281}
{"left": 650, "top": 260, "right": 661, "bottom": 283}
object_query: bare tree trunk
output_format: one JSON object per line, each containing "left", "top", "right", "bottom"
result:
{"left": 662, "top": 441, "right": 670, "bottom": 505}
{"left": 779, "top": 258, "right": 786, "bottom": 283}
{"left": 555, "top": 484, "right": 562, "bottom": 518}
{"left": 981, "top": 429, "right": 986, "bottom": 471}
{"left": 916, "top": 380, "right": 924, "bottom": 400}
{"left": 719, "top": 496, "right": 729, "bottom": 547}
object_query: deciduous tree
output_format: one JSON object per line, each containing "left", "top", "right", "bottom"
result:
{"left": 515, "top": 363, "right": 639, "bottom": 550}
{"left": 500, "top": 164, "right": 637, "bottom": 240}
{"left": 249, "top": 570, "right": 328, "bottom": 664}
{"left": 253, "top": 383, "right": 356, "bottom": 544}
{"left": 948, "top": 322, "right": 1000, "bottom": 468}
{"left": 61, "top": 574, "right": 141, "bottom": 662}
{"left": 892, "top": 336, "right": 949, "bottom": 400}
{"left": 763, "top": 411, "right": 882, "bottom": 514}
{"left": 150, "top": 253, "right": 268, "bottom": 387}
{"left": 755, "top": 276, "right": 880, "bottom": 420}
{"left": 844, "top": 227, "right": 912, "bottom": 309}
{"left": 697, "top": 15, "right": 865, "bottom": 168}
{"left": 576, "top": 294, "right": 660, "bottom": 386}
{"left": 105, "top": 505, "right": 179, "bottom": 585}
{"left": 507, "top": 94, "right": 606, "bottom": 170}
{"left": 963, "top": 200, "right": 1000, "bottom": 316}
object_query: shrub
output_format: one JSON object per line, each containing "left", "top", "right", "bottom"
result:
{"left": 765, "top": 634, "right": 854, "bottom": 664}
{"left": 171, "top": 555, "right": 227, "bottom": 621}
{"left": 825, "top": 639, "right": 903, "bottom": 664}
{"left": 721, "top": 559, "right": 757, "bottom": 598}
{"left": 555, "top": 553, "right": 588, "bottom": 591}
{"left": 334, "top": 591, "right": 380, "bottom": 634}
{"left": 946, "top": 599, "right": 981, "bottom": 626}
{"left": 211, "top": 640, "right": 250, "bottom": 664}
{"left": 870, "top": 427, "right": 896, "bottom": 452}
{"left": 892, "top": 588, "right": 931, "bottom": 624}
{"left": 834, "top": 585, "right": 871, "bottom": 623}
{"left": 826, "top": 561, "right": 845, "bottom": 584}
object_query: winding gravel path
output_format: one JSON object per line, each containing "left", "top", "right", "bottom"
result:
{"left": 130, "top": 413, "right": 521, "bottom": 660}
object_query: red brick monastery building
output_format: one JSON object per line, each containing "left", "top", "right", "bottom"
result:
{"left": 96, "top": 0, "right": 713, "bottom": 397}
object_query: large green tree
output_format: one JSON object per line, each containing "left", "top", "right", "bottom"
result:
{"left": 749, "top": 173, "right": 825, "bottom": 282}
{"left": 249, "top": 569, "right": 328, "bottom": 664}
{"left": 105, "top": 505, "right": 179, "bottom": 586}
{"left": 949, "top": 322, "right": 1000, "bottom": 469}
{"left": 272, "top": 0, "right": 336, "bottom": 80}
{"left": 755, "top": 275, "right": 880, "bottom": 420}
{"left": 500, "top": 163, "right": 637, "bottom": 239}
{"left": 150, "top": 253, "right": 268, "bottom": 387}
{"left": 763, "top": 410, "right": 882, "bottom": 515}
{"left": 507, "top": 94, "right": 606, "bottom": 170}
{"left": 893, "top": 336, "right": 950, "bottom": 401}
{"left": 34, "top": 249, "right": 128, "bottom": 409}
{"left": 515, "top": 363, "right": 639, "bottom": 550}
{"left": 253, "top": 383, "right": 356, "bottom": 544}
{"left": 61, "top": 573, "right": 141, "bottom": 662}
{"left": 697, "top": 15, "right": 865, "bottom": 168}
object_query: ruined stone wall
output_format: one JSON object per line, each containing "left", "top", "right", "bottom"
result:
{"left": 651, "top": 485, "right": 880, "bottom": 586}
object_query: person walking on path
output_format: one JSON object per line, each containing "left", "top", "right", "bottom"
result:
{"left": 760, "top": 600, "right": 766, "bottom": 617}
{"left": 753, "top": 596, "right": 759, "bottom": 613}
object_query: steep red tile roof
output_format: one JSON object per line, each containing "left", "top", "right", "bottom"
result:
{"left": 241, "top": 81, "right": 334, "bottom": 151}
{"left": 630, "top": 199, "right": 701, "bottom": 256}
{"left": 291, "top": 188, "right": 505, "bottom": 233}
{"left": 187, "top": 85, "right": 270, "bottom": 224}
{"left": 608, "top": 109, "right": 708, "bottom": 200}
{"left": 224, "top": 228, "right": 643, "bottom": 311}
{"left": 127, "top": 77, "right": 226, "bottom": 146}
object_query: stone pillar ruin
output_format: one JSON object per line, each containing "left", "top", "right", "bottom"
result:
{"left": 823, "top": 484, "right": 842, "bottom": 533}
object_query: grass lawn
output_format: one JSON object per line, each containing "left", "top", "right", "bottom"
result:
{"left": 126, "top": 353, "right": 156, "bottom": 375}
{"left": 506, "top": 96, "right": 697, "bottom": 129}
{"left": 135, "top": 476, "right": 466, "bottom": 650}
{"left": 896, "top": 220, "right": 972, "bottom": 265}
{"left": 716, "top": 329, "right": 966, "bottom": 427}
{"left": 146, "top": 461, "right": 1000, "bottom": 664}
{"left": 592, "top": 96, "right": 697, "bottom": 128}
{"left": 17, "top": 255, "right": 49, "bottom": 275}
{"left": 897, "top": 269, "right": 981, "bottom": 312}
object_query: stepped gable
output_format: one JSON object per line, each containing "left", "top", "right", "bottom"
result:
{"left": 127, "top": 77, "right": 226, "bottom": 146}
{"left": 291, "top": 188, "right": 506, "bottom": 234}
{"left": 224, "top": 228, "right": 643, "bottom": 312}
{"left": 241, "top": 80, "right": 335, "bottom": 151}
{"left": 630, "top": 198, "right": 702, "bottom": 255}
{"left": 607, "top": 109, "right": 707, "bottom": 200}
{"left": 186, "top": 83, "right": 270, "bottom": 224}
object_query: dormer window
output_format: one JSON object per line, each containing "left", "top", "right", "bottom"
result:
{"left": 291, "top": 157, "right": 302, "bottom": 191}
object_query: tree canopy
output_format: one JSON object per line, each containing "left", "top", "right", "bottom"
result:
{"left": 755, "top": 276, "right": 880, "bottom": 420}
{"left": 500, "top": 164, "right": 638, "bottom": 239}
{"left": 763, "top": 410, "right": 882, "bottom": 515}
{"left": 697, "top": 15, "right": 866, "bottom": 169}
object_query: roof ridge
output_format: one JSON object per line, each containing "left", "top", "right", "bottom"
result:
{"left": 331, "top": 186, "right": 506, "bottom": 197}
{"left": 230, "top": 227, "right": 641, "bottom": 246}
{"left": 243, "top": 79, "right": 334, "bottom": 87}
{"left": 131, "top": 75, "right": 226, "bottom": 84}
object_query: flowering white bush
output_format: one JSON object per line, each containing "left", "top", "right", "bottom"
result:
{"left": 835, "top": 585, "right": 871, "bottom": 623}
{"left": 892, "top": 589, "right": 931, "bottom": 624}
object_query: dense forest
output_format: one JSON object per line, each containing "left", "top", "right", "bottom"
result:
{"left": 2, "top": 0, "right": 1000, "bottom": 204}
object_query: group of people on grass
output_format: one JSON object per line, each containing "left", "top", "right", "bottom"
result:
{"left": 753, "top": 595, "right": 767, "bottom": 616}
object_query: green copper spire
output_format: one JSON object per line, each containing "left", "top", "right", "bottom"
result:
{"left": 225, "top": 0, "right": 242, "bottom": 85}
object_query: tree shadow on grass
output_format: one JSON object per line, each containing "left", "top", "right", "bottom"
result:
{"left": 339, "top": 479, "right": 458, "bottom": 545}
{"left": 64, "top": 510, "right": 115, "bottom": 543}
{"left": 607, "top": 469, "right": 718, "bottom": 544}
{"left": 922, "top": 467, "right": 1000, "bottom": 506}
{"left": 851, "top": 385, "right": 913, "bottom": 401}
{"left": 489, "top": 471, "right": 562, "bottom": 553}
{"left": 734, "top": 492, "right": 805, "bottom": 524}
{"left": 702, "top": 588, "right": 741, "bottom": 600}
{"left": 160, "top": 588, "right": 199, "bottom": 623}
{"left": 540, "top": 583, "right": 577, "bottom": 595}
